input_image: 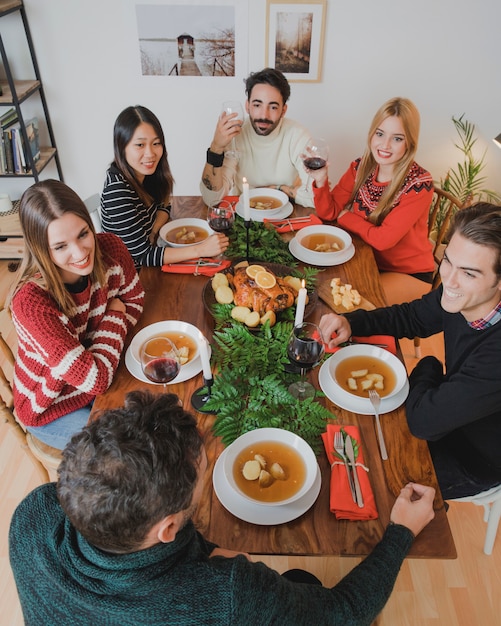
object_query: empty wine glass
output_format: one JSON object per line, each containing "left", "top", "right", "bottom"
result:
{"left": 302, "top": 137, "right": 329, "bottom": 192}
{"left": 287, "top": 322, "right": 325, "bottom": 400}
{"left": 140, "top": 336, "right": 181, "bottom": 390}
{"left": 221, "top": 100, "right": 244, "bottom": 160}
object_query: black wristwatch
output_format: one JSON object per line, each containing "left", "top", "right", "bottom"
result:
{"left": 206, "top": 148, "right": 224, "bottom": 167}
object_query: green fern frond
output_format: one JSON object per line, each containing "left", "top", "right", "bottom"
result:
{"left": 205, "top": 321, "right": 336, "bottom": 451}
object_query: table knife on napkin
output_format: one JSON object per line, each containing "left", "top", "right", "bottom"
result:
{"left": 345, "top": 436, "right": 364, "bottom": 508}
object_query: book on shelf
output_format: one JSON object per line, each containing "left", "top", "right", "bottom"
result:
{"left": 0, "top": 109, "right": 18, "bottom": 174}
{"left": 2, "top": 128, "right": 14, "bottom": 173}
{"left": 0, "top": 107, "right": 17, "bottom": 129}
{"left": 0, "top": 115, "right": 40, "bottom": 174}
{"left": 25, "top": 117, "right": 40, "bottom": 163}
{"left": 13, "top": 127, "right": 28, "bottom": 173}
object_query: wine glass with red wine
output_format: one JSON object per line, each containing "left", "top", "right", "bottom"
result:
{"left": 207, "top": 200, "right": 235, "bottom": 235}
{"left": 302, "top": 137, "right": 329, "bottom": 192}
{"left": 140, "top": 336, "right": 181, "bottom": 389}
{"left": 287, "top": 322, "right": 325, "bottom": 400}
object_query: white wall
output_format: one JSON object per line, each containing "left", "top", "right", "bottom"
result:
{"left": 2, "top": 0, "right": 500, "bottom": 203}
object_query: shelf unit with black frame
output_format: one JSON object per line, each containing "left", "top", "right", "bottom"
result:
{"left": 0, "top": 0, "right": 63, "bottom": 182}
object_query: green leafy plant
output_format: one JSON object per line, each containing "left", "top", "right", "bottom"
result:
{"left": 225, "top": 217, "right": 297, "bottom": 265}
{"left": 202, "top": 321, "right": 334, "bottom": 453}
{"left": 434, "top": 114, "right": 501, "bottom": 233}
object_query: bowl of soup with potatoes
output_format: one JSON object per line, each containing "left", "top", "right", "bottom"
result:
{"left": 294, "top": 225, "right": 352, "bottom": 262}
{"left": 223, "top": 427, "right": 318, "bottom": 506}
{"left": 328, "top": 344, "right": 407, "bottom": 404}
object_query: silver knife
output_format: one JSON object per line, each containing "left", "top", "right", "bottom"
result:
{"left": 345, "top": 436, "right": 364, "bottom": 508}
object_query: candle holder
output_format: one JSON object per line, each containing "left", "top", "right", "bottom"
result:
{"left": 190, "top": 377, "right": 216, "bottom": 413}
{"left": 244, "top": 219, "right": 251, "bottom": 262}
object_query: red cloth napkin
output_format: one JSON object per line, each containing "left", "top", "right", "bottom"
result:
{"left": 223, "top": 195, "right": 239, "bottom": 205}
{"left": 322, "top": 424, "right": 378, "bottom": 520}
{"left": 263, "top": 213, "right": 323, "bottom": 233}
{"left": 324, "top": 335, "right": 397, "bottom": 355}
{"left": 161, "top": 259, "right": 231, "bottom": 276}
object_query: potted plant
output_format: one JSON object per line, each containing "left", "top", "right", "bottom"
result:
{"left": 432, "top": 114, "right": 501, "bottom": 238}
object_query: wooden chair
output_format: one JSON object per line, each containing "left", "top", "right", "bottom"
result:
{"left": 0, "top": 304, "right": 62, "bottom": 482}
{"left": 381, "top": 186, "right": 464, "bottom": 357}
{"left": 428, "top": 186, "right": 465, "bottom": 289}
{"left": 451, "top": 485, "right": 501, "bottom": 555}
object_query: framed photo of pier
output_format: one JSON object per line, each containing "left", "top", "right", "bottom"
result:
{"left": 135, "top": 1, "right": 248, "bottom": 79}
{"left": 266, "top": 0, "right": 326, "bottom": 83}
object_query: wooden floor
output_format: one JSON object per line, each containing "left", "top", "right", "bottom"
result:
{"left": 1, "top": 262, "right": 500, "bottom": 625}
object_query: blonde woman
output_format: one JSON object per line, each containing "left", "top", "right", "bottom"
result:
{"left": 7, "top": 180, "right": 144, "bottom": 449}
{"left": 309, "top": 97, "right": 434, "bottom": 283}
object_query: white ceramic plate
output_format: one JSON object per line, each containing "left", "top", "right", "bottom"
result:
{"left": 319, "top": 357, "right": 410, "bottom": 414}
{"left": 213, "top": 447, "right": 322, "bottom": 525}
{"left": 159, "top": 218, "right": 214, "bottom": 247}
{"left": 125, "top": 346, "right": 211, "bottom": 385}
{"left": 235, "top": 200, "right": 293, "bottom": 223}
{"left": 129, "top": 321, "right": 201, "bottom": 366}
{"left": 125, "top": 321, "right": 211, "bottom": 385}
{"left": 289, "top": 237, "right": 355, "bottom": 266}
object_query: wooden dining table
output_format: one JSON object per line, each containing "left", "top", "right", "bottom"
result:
{"left": 91, "top": 196, "right": 456, "bottom": 559}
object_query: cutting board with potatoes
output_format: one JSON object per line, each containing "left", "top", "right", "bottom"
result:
{"left": 317, "top": 277, "right": 376, "bottom": 314}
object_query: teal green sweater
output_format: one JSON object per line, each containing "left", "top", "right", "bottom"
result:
{"left": 9, "top": 483, "right": 414, "bottom": 625}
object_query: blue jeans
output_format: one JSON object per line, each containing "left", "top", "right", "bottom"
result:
{"left": 428, "top": 439, "right": 501, "bottom": 499}
{"left": 25, "top": 404, "right": 93, "bottom": 450}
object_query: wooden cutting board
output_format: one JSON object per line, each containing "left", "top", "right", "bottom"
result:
{"left": 317, "top": 279, "right": 376, "bottom": 314}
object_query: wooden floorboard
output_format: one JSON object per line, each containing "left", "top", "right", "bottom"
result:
{"left": 0, "top": 264, "right": 499, "bottom": 625}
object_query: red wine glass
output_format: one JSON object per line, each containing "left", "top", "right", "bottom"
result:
{"left": 207, "top": 200, "right": 235, "bottom": 258}
{"left": 302, "top": 137, "right": 329, "bottom": 192}
{"left": 287, "top": 322, "right": 325, "bottom": 400}
{"left": 207, "top": 200, "right": 235, "bottom": 235}
{"left": 140, "top": 336, "right": 181, "bottom": 390}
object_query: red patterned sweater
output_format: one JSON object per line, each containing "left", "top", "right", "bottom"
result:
{"left": 11, "top": 233, "right": 145, "bottom": 427}
{"left": 313, "top": 159, "right": 435, "bottom": 274}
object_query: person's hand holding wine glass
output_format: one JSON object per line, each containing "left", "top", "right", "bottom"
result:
{"left": 287, "top": 322, "right": 325, "bottom": 400}
{"left": 220, "top": 100, "right": 244, "bottom": 160}
{"left": 207, "top": 200, "right": 234, "bottom": 258}
{"left": 302, "top": 137, "right": 329, "bottom": 191}
{"left": 140, "top": 337, "right": 181, "bottom": 390}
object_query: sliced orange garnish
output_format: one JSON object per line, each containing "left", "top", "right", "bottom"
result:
{"left": 255, "top": 271, "right": 277, "bottom": 289}
{"left": 245, "top": 264, "right": 266, "bottom": 279}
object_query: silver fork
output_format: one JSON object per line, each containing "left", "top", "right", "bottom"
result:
{"left": 333, "top": 430, "right": 356, "bottom": 502}
{"left": 368, "top": 390, "right": 388, "bottom": 460}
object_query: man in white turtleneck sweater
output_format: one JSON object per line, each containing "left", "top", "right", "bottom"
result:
{"left": 201, "top": 67, "right": 314, "bottom": 208}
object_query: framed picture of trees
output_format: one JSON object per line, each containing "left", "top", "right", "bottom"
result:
{"left": 266, "top": 0, "right": 326, "bottom": 83}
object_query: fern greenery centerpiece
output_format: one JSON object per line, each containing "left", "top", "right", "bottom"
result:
{"left": 225, "top": 216, "right": 296, "bottom": 265}
{"left": 203, "top": 321, "right": 334, "bottom": 453}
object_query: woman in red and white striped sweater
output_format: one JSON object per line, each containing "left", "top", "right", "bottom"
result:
{"left": 7, "top": 180, "right": 145, "bottom": 449}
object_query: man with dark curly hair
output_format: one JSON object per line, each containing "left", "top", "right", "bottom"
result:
{"left": 10, "top": 390, "right": 434, "bottom": 626}
{"left": 201, "top": 67, "right": 316, "bottom": 207}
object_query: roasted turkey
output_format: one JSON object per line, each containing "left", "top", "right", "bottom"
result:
{"left": 231, "top": 267, "right": 297, "bottom": 316}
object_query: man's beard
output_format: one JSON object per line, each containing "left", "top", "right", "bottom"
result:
{"left": 250, "top": 117, "right": 280, "bottom": 136}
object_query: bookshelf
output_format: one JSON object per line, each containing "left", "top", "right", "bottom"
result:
{"left": 0, "top": 0, "right": 63, "bottom": 181}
